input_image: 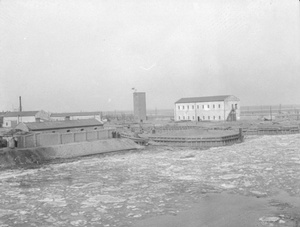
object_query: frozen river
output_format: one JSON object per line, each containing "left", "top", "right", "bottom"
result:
{"left": 0, "top": 134, "right": 300, "bottom": 227}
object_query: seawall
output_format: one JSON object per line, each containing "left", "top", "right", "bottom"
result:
{"left": 0, "top": 138, "right": 143, "bottom": 168}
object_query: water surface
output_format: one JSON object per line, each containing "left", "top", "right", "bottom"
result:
{"left": 0, "top": 135, "right": 300, "bottom": 226}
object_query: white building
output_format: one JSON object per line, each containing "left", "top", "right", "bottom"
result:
{"left": 174, "top": 95, "right": 240, "bottom": 122}
{"left": 2, "top": 110, "right": 50, "bottom": 128}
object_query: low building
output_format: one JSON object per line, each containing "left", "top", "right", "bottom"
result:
{"left": 14, "top": 119, "right": 104, "bottom": 133}
{"left": 50, "top": 112, "right": 101, "bottom": 121}
{"left": 174, "top": 95, "right": 240, "bottom": 122}
{"left": 2, "top": 110, "right": 50, "bottom": 128}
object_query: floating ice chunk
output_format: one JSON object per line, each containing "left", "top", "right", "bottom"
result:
{"left": 221, "top": 184, "right": 236, "bottom": 189}
{"left": 219, "top": 174, "right": 243, "bottom": 180}
{"left": 0, "top": 209, "right": 16, "bottom": 217}
{"left": 81, "top": 195, "right": 125, "bottom": 207}
{"left": 259, "top": 216, "right": 280, "bottom": 222}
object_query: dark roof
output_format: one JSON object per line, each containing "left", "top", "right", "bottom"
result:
{"left": 20, "top": 119, "right": 103, "bottom": 131}
{"left": 175, "top": 95, "right": 232, "bottom": 104}
{"left": 51, "top": 112, "right": 101, "bottom": 117}
{"left": 3, "top": 111, "right": 39, "bottom": 117}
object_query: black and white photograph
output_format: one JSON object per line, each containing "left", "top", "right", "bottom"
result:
{"left": 0, "top": 0, "right": 300, "bottom": 226}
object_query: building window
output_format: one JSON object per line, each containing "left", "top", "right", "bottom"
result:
{"left": 208, "top": 116, "right": 210, "bottom": 120}
{"left": 183, "top": 116, "right": 185, "bottom": 120}
{"left": 203, "top": 116, "right": 205, "bottom": 120}
{"left": 192, "top": 116, "right": 194, "bottom": 120}
{"left": 187, "top": 105, "right": 189, "bottom": 109}
{"left": 235, "top": 104, "right": 238, "bottom": 109}
{"left": 213, "top": 116, "right": 215, "bottom": 120}
{"left": 6, "top": 122, "right": 8, "bottom": 126}
{"left": 52, "top": 131, "right": 56, "bottom": 133}
{"left": 94, "top": 127, "right": 97, "bottom": 130}
{"left": 219, "top": 104, "right": 221, "bottom": 108}
{"left": 67, "top": 130, "right": 70, "bottom": 132}
{"left": 178, "top": 116, "right": 180, "bottom": 120}
{"left": 213, "top": 104, "right": 215, "bottom": 108}
{"left": 188, "top": 116, "right": 190, "bottom": 120}
{"left": 207, "top": 105, "right": 210, "bottom": 108}
{"left": 197, "top": 105, "right": 199, "bottom": 109}
{"left": 219, "top": 116, "right": 221, "bottom": 120}
{"left": 80, "top": 129, "right": 84, "bottom": 131}
{"left": 202, "top": 105, "right": 204, "bottom": 109}
{"left": 192, "top": 105, "right": 194, "bottom": 109}
{"left": 183, "top": 106, "right": 185, "bottom": 109}
{"left": 178, "top": 106, "right": 180, "bottom": 110}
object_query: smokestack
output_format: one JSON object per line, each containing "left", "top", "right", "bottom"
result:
{"left": 19, "top": 96, "right": 22, "bottom": 112}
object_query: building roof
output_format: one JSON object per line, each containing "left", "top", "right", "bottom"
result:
{"left": 3, "top": 111, "right": 39, "bottom": 117}
{"left": 51, "top": 112, "right": 101, "bottom": 117}
{"left": 175, "top": 95, "right": 233, "bottom": 104}
{"left": 15, "top": 119, "right": 103, "bottom": 131}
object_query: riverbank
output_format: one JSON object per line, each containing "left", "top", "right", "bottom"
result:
{"left": 0, "top": 138, "right": 142, "bottom": 169}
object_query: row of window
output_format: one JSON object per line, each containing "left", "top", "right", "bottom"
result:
{"left": 177, "top": 103, "right": 238, "bottom": 110}
{"left": 178, "top": 116, "right": 222, "bottom": 120}
{"left": 178, "top": 104, "right": 222, "bottom": 110}
{"left": 52, "top": 127, "right": 99, "bottom": 133}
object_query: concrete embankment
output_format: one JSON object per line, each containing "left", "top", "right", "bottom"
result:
{"left": 0, "top": 138, "right": 142, "bottom": 168}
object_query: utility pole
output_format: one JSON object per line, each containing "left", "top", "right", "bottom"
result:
{"left": 279, "top": 104, "right": 281, "bottom": 114}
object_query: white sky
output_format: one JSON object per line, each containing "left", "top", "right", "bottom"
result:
{"left": 0, "top": 0, "right": 299, "bottom": 112}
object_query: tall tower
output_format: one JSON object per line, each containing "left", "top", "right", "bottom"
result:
{"left": 19, "top": 96, "right": 22, "bottom": 112}
{"left": 133, "top": 92, "right": 146, "bottom": 122}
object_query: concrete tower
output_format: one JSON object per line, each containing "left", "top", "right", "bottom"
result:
{"left": 133, "top": 92, "right": 146, "bottom": 122}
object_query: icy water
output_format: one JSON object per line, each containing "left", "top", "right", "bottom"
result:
{"left": 0, "top": 135, "right": 300, "bottom": 227}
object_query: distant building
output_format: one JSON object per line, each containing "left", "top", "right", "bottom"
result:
{"left": 133, "top": 92, "right": 146, "bottom": 122}
{"left": 14, "top": 119, "right": 103, "bottom": 133}
{"left": 2, "top": 110, "right": 50, "bottom": 128}
{"left": 51, "top": 112, "right": 102, "bottom": 121}
{"left": 174, "top": 95, "right": 240, "bottom": 121}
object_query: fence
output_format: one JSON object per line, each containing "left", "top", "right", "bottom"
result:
{"left": 150, "top": 125, "right": 200, "bottom": 134}
{"left": 243, "top": 126, "right": 299, "bottom": 136}
{"left": 147, "top": 132, "right": 242, "bottom": 147}
{"left": 240, "top": 105, "right": 300, "bottom": 120}
{"left": 17, "top": 129, "right": 115, "bottom": 148}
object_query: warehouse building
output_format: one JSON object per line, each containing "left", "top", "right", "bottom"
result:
{"left": 2, "top": 110, "right": 50, "bottom": 128}
{"left": 174, "top": 95, "right": 240, "bottom": 121}
{"left": 50, "top": 112, "right": 101, "bottom": 121}
{"left": 14, "top": 119, "right": 104, "bottom": 134}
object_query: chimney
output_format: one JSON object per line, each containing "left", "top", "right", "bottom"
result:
{"left": 19, "top": 96, "right": 22, "bottom": 112}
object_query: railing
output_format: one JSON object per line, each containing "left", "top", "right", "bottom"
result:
{"left": 243, "top": 126, "right": 299, "bottom": 135}
{"left": 146, "top": 131, "right": 242, "bottom": 147}
{"left": 17, "top": 129, "right": 115, "bottom": 148}
{"left": 150, "top": 125, "right": 201, "bottom": 134}
{"left": 119, "top": 132, "right": 149, "bottom": 145}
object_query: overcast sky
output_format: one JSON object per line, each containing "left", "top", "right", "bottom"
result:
{"left": 0, "top": 0, "right": 299, "bottom": 112}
